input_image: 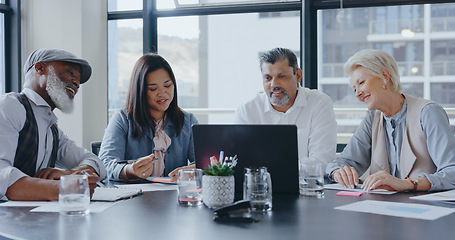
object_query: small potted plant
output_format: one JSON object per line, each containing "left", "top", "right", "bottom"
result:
{"left": 202, "top": 153, "right": 237, "bottom": 209}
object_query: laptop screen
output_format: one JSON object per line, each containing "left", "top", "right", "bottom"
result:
{"left": 193, "top": 124, "right": 299, "bottom": 199}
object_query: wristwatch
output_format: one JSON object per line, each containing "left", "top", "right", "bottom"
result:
{"left": 329, "top": 169, "right": 337, "bottom": 182}
{"left": 406, "top": 177, "right": 418, "bottom": 191}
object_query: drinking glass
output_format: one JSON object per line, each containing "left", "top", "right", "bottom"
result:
{"left": 59, "top": 175, "right": 90, "bottom": 216}
{"left": 299, "top": 161, "right": 324, "bottom": 198}
{"left": 243, "top": 166, "right": 272, "bottom": 212}
{"left": 177, "top": 169, "right": 203, "bottom": 206}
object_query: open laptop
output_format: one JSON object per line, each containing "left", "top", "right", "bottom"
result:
{"left": 193, "top": 124, "right": 299, "bottom": 199}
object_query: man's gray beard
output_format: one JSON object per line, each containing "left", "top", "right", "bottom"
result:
{"left": 45, "top": 66, "right": 74, "bottom": 113}
{"left": 268, "top": 88, "right": 290, "bottom": 107}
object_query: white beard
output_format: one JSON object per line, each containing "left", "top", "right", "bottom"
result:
{"left": 268, "top": 87, "right": 290, "bottom": 107}
{"left": 45, "top": 66, "right": 74, "bottom": 113}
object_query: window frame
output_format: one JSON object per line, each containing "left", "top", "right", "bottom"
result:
{"left": 0, "top": 0, "right": 20, "bottom": 93}
{"left": 107, "top": 0, "right": 455, "bottom": 100}
{"left": 305, "top": 0, "right": 455, "bottom": 89}
{"left": 107, "top": 0, "right": 303, "bottom": 78}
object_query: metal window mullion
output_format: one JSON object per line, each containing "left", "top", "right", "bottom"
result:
{"left": 108, "top": 2, "right": 301, "bottom": 20}
{"left": 4, "top": 0, "right": 20, "bottom": 93}
{"left": 0, "top": 4, "right": 11, "bottom": 13}
{"left": 312, "top": 0, "right": 455, "bottom": 10}
{"left": 423, "top": 4, "right": 431, "bottom": 100}
{"left": 143, "top": 0, "right": 158, "bottom": 53}
{"left": 107, "top": 10, "right": 142, "bottom": 20}
{"left": 154, "top": 2, "right": 301, "bottom": 17}
{"left": 304, "top": 0, "right": 318, "bottom": 89}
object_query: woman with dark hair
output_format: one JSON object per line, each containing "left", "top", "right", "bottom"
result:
{"left": 99, "top": 53, "right": 198, "bottom": 181}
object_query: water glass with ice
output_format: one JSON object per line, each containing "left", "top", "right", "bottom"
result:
{"left": 299, "top": 161, "right": 324, "bottom": 198}
{"left": 59, "top": 175, "right": 90, "bottom": 216}
{"left": 177, "top": 169, "right": 203, "bottom": 206}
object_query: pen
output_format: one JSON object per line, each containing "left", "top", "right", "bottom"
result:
{"left": 219, "top": 151, "right": 224, "bottom": 165}
{"left": 81, "top": 170, "right": 105, "bottom": 188}
{"left": 117, "top": 156, "right": 159, "bottom": 164}
{"left": 116, "top": 160, "right": 137, "bottom": 164}
{"left": 96, "top": 181, "right": 106, "bottom": 188}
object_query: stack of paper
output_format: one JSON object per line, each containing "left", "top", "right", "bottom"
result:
{"left": 410, "top": 189, "right": 455, "bottom": 204}
{"left": 92, "top": 187, "right": 142, "bottom": 202}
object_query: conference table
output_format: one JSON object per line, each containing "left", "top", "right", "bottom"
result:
{"left": 1, "top": 183, "right": 455, "bottom": 240}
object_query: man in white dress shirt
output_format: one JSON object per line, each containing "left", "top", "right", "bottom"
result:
{"left": 234, "top": 48, "right": 337, "bottom": 170}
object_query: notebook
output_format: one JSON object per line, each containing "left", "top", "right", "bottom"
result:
{"left": 193, "top": 124, "right": 299, "bottom": 199}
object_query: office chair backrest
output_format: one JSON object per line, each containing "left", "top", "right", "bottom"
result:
{"left": 336, "top": 143, "right": 347, "bottom": 153}
{"left": 91, "top": 141, "right": 102, "bottom": 156}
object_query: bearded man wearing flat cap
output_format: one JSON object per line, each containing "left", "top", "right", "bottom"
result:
{"left": 0, "top": 48, "right": 106, "bottom": 201}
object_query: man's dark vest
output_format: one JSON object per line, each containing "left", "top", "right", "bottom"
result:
{"left": 13, "top": 93, "right": 59, "bottom": 176}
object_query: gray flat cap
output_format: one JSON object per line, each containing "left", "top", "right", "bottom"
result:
{"left": 23, "top": 48, "right": 92, "bottom": 84}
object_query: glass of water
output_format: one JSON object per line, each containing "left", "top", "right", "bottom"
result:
{"left": 59, "top": 175, "right": 90, "bottom": 216}
{"left": 299, "top": 161, "right": 324, "bottom": 198}
{"left": 243, "top": 166, "right": 272, "bottom": 212}
{"left": 177, "top": 169, "right": 203, "bottom": 206}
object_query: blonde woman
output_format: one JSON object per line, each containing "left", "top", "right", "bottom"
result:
{"left": 326, "top": 49, "right": 455, "bottom": 192}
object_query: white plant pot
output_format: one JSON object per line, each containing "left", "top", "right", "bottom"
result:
{"left": 202, "top": 175, "right": 235, "bottom": 209}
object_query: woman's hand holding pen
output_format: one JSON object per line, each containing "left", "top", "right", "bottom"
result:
{"left": 121, "top": 154, "right": 155, "bottom": 180}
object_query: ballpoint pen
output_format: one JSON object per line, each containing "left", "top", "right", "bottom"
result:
{"left": 116, "top": 157, "right": 159, "bottom": 164}
{"left": 81, "top": 170, "right": 106, "bottom": 188}
{"left": 116, "top": 160, "right": 137, "bottom": 164}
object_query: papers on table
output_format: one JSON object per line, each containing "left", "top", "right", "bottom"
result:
{"left": 0, "top": 201, "right": 117, "bottom": 213}
{"left": 115, "top": 183, "right": 177, "bottom": 192}
{"left": 410, "top": 189, "right": 455, "bottom": 203}
{"left": 146, "top": 177, "right": 177, "bottom": 184}
{"left": 325, "top": 183, "right": 397, "bottom": 195}
{"left": 335, "top": 200, "right": 455, "bottom": 220}
{"left": 32, "top": 202, "right": 117, "bottom": 213}
{"left": 92, "top": 187, "right": 142, "bottom": 202}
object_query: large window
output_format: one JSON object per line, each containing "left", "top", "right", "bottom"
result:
{"left": 318, "top": 3, "right": 455, "bottom": 138}
{"left": 107, "top": 0, "right": 301, "bottom": 123}
{"left": 157, "top": 12, "right": 300, "bottom": 123}
{"left": 107, "top": 19, "right": 143, "bottom": 111}
{"left": 108, "top": 0, "right": 455, "bottom": 142}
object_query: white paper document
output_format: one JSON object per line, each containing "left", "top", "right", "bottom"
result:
{"left": 115, "top": 183, "right": 177, "bottom": 192}
{"left": 335, "top": 200, "right": 455, "bottom": 220}
{"left": 410, "top": 189, "right": 455, "bottom": 203}
{"left": 30, "top": 201, "right": 117, "bottom": 213}
{"left": 325, "top": 183, "right": 397, "bottom": 195}
{"left": 92, "top": 187, "right": 142, "bottom": 201}
{"left": 0, "top": 201, "right": 117, "bottom": 213}
{"left": 0, "top": 201, "right": 53, "bottom": 207}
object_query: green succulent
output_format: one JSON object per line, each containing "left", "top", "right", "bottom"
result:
{"left": 203, "top": 163, "right": 234, "bottom": 176}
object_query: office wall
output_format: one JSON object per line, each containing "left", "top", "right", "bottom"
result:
{"left": 21, "top": 0, "right": 108, "bottom": 150}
